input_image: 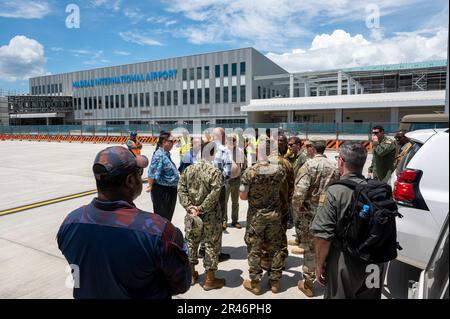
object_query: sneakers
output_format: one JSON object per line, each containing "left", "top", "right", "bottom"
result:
{"left": 243, "top": 279, "right": 262, "bottom": 295}
{"left": 298, "top": 279, "right": 314, "bottom": 297}
{"left": 291, "top": 246, "right": 305, "bottom": 255}
{"left": 231, "top": 222, "right": 242, "bottom": 229}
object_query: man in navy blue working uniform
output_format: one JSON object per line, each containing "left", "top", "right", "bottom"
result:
{"left": 57, "top": 146, "right": 191, "bottom": 299}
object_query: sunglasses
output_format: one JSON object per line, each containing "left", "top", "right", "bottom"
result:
{"left": 371, "top": 131, "right": 381, "bottom": 135}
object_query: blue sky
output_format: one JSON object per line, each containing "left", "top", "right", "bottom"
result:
{"left": 0, "top": 0, "right": 448, "bottom": 93}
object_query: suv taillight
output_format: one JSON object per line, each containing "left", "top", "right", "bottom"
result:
{"left": 393, "top": 169, "right": 429, "bottom": 210}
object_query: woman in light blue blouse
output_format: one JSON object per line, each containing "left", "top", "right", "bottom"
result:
{"left": 146, "top": 131, "right": 180, "bottom": 221}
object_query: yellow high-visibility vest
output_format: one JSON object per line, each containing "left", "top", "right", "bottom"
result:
{"left": 180, "top": 136, "right": 192, "bottom": 157}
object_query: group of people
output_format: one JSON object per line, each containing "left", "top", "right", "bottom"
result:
{"left": 56, "top": 124, "right": 410, "bottom": 299}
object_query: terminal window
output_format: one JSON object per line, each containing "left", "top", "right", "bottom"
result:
{"left": 190, "top": 89, "right": 194, "bottom": 104}
{"left": 223, "top": 86, "right": 229, "bottom": 103}
{"left": 93, "top": 97, "right": 97, "bottom": 109}
{"left": 128, "top": 94, "right": 133, "bottom": 107}
{"left": 215, "top": 65, "right": 220, "bottom": 78}
{"left": 115, "top": 95, "right": 119, "bottom": 108}
{"left": 98, "top": 96, "right": 102, "bottom": 109}
{"left": 84, "top": 97, "right": 87, "bottom": 110}
{"left": 197, "top": 89, "right": 202, "bottom": 104}
{"left": 223, "top": 64, "right": 229, "bottom": 77}
{"left": 204, "top": 66, "right": 210, "bottom": 79}
{"left": 167, "top": 91, "right": 171, "bottom": 106}
{"left": 140, "top": 93, "right": 144, "bottom": 107}
{"left": 232, "top": 86, "right": 237, "bottom": 103}
{"left": 145, "top": 92, "right": 150, "bottom": 107}
{"left": 121, "top": 95, "right": 125, "bottom": 108}
{"left": 110, "top": 95, "right": 113, "bottom": 109}
{"left": 89, "top": 97, "right": 92, "bottom": 109}
{"left": 189, "top": 68, "right": 195, "bottom": 81}
{"left": 215, "top": 87, "right": 220, "bottom": 103}
{"left": 160, "top": 92, "right": 165, "bottom": 106}
{"left": 240, "top": 62, "right": 246, "bottom": 75}
{"left": 154, "top": 92, "right": 158, "bottom": 107}
{"left": 182, "top": 68, "right": 187, "bottom": 81}
{"left": 134, "top": 93, "right": 138, "bottom": 107}
{"left": 183, "top": 90, "right": 187, "bottom": 105}
{"left": 232, "top": 63, "right": 237, "bottom": 76}
{"left": 174, "top": 90, "right": 178, "bottom": 106}
{"left": 105, "top": 95, "right": 109, "bottom": 109}
{"left": 197, "top": 67, "right": 202, "bottom": 80}
{"left": 240, "top": 86, "right": 246, "bottom": 102}
{"left": 205, "top": 88, "right": 210, "bottom": 104}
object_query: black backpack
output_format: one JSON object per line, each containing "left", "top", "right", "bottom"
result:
{"left": 331, "top": 178, "right": 403, "bottom": 264}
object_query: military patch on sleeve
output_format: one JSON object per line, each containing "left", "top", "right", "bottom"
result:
{"left": 385, "top": 140, "right": 392, "bottom": 144}
{"left": 319, "top": 194, "right": 327, "bottom": 206}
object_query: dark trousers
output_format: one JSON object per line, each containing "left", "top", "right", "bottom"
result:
{"left": 151, "top": 183, "right": 178, "bottom": 221}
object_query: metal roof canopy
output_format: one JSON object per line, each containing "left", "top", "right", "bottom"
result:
{"left": 242, "top": 90, "right": 446, "bottom": 112}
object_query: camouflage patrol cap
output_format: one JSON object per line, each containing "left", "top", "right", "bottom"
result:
{"left": 93, "top": 146, "right": 148, "bottom": 180}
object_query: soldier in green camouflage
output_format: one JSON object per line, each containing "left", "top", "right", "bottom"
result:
{"left": 178, "top": 159, "right": 226, "bottom": 291}
{"left": 368, "top": 125, "right": 398, "bottom": 182}
{"left": 292, "top": 140, "right": 340, "bottom": 297}
{"left": 240, "top": 144, "right": 288, "bottom": 295}
{"left": 287, "top": 136, "right": 309, "bottom": 253}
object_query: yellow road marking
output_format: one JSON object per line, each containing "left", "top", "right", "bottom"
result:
{"left": 0, "top": 179, "right": 149, "bottom": 217}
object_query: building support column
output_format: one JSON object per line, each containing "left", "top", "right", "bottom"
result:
{"left": 304, "top": 82, "right": 310, "bottom": 97}
{"left": 335, "top": 109, "right": 343, "bottom": 124}
{"left": 289, "top": 74, "right": 294, "bottom": 98}
{"left": 337, "top": 71, "right": 342, "bottom": 95}
{"left": 347, "top": 78, "right": 352, "bottom": 95}
{"left": 287, "top": 110, "right": 294, "bottom": 123}
{"left": 390, "top": 107, "right": 400, "bottom": 124}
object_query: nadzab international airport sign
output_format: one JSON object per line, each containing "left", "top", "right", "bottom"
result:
{"left": 72, "top": 69, "right": 177, "bottom": 89}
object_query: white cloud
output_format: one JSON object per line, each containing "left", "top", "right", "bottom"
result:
{"left": 0, "top": 0, "right": 50, "bottom": 19}
{"left": 164, "top": 0, "right": 421, "bottom": 50}
{"left": 119, "top": 31, "right": 163, "bottom": 46}
{"left": 92, "top": 0, "right": 121, "bottom": 12}
{"left": 83, "top": 51, "right": 109, "bottom": 65}
{"left": 124, "top": 8, "right": 144, "bottom": 23}
{"left": 266, "top": 28, "right": 448, "bottom": 72}
{"left": 50, "top": 47, "right": 63, "bottom": 52}
{"left": 114, "top": 50, "right": 131, "bottom": 56}
{"left": 0, "top": 36, "right": 46, "bottom": 81}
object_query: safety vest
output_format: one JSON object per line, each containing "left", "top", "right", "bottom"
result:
{"left": 180, "top": 136, "right": 192, "bottom": 157}
{"left": 247, "top": 136, "right": 258, "bottom": 154}
{"left": 129, "top": 140, "right": 141, "bottom": 156}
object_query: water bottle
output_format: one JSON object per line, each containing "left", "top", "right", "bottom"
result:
{"left": 359, "top": 204, "right": 370, "bottom": 219}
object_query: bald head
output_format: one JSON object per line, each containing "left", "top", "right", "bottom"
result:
{"left": 213, "top": 127, "right": 226, "bottom": 144}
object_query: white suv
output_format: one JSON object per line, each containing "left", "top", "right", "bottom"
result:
{"left": 390, "top": 128, "right": 449, "bottom": 270}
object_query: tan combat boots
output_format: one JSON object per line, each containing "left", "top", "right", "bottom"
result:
{"left": 203, "top": 270, "right": 226, "bottom": 290}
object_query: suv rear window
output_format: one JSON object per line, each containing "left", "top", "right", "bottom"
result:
{"left": 396, "top": 142, "right": 422, "bottom": 175}
{"left": 409, "top": 123, "right": 449, "bottom": 131}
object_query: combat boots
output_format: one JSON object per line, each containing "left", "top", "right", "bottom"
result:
{"left": 269, "top": 280, "right": 279, "bottom": 293}
{"left": 191, "top": 264, "right": 199, "bottom": 285}
{"left": 203, "top": 270, "right": 226, "bottom": 291}
{"left": 298, "top": 279, "right": 314, "bottom": 297}
{"left": 291, "top": 246, "right": 305, "bottom": 255}
{"left": 243, "top": 279, "right": 262, "bottom": 295}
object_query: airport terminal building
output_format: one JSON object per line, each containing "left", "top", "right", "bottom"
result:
{"left": 24, "top": 47, "right": 447, "bottom": 126}
{"left": 28, "top": 48, "right": 287, "bottom": 126}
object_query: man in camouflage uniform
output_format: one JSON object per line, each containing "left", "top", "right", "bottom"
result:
{"left": 287, "top": 136, "right": 309, "bottom": 252}
{"left": 240, "top": 144, "right": 288, "bottom": 295}
{"left": 268, "top": 134, "right": 295, "bottom": 266}
{"left": 178, "top": 158, "right": 226, "bottom": 291}
{"left": 292, "top": 140, "right": 340, "bottom": 297}
{"left": 368, "top": 125, "right": 397, "bottom": 182}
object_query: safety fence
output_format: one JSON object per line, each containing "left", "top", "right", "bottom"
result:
{"left": 0, "top": 133, "right": 372, "bottom": 150}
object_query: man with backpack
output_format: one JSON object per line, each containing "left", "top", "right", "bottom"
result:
{"left": 311, "top": 141, "right": 400, "bottom": 299}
